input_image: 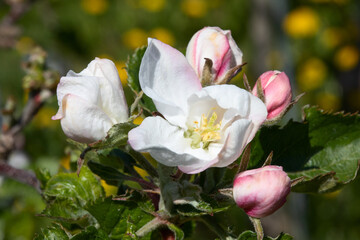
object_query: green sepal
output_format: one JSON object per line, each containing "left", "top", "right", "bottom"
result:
{"left": 89, "top": 122, "right": 137, "bottom": 149}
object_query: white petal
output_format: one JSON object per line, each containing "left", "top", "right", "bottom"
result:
{"left": 139, "top": 38, "right": 201, "bottom": 127}
{"left": 247, "top": 90, "right": 268, "bottom": 141}
{"left": 60, "top": 94, "right": 113, "bottom": 143}
{"left": 81, "top": 58, "right": 120, "bottom": 87}
{"left": 203, "top": 85, "right": 267, "bottom": 123}
{"left": 55, "top": 75, "right": 101, "bottom": 119}
{"left": 128, "top": 116, "right": 219, "bottom": 171}
{"left": 186, "top": 27, "right": 230, "bottom": 78}
{"left": 73, "top": 58, "right": 128, "bottom": 123}
{"left": 186, "top": 93, "right": 227, "bottom": 131}
{"left": 224, "top": 30, "right": 243, "bottom": 66}
{"left": 178, "top": 160, "right": 217, "bottom": 174}
{"left": 212, "top": 119, "right": 252, "bottom": 168}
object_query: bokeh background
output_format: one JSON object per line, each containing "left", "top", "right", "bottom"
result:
{"left": 0, "top": 0, "right": 360, "bottom": 239}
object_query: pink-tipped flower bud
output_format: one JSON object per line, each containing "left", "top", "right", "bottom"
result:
{"left": 233, "top": 166, "right": 291, "bottom": 218}
{"left": 252, "top": 71, "right": 292, "bottom": 120}
{"left": 186, "top": 26, "right": 243, "bottom": 84}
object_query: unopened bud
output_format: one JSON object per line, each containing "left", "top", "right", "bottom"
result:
{"left": 186, "top": 26, "right": 243, "bottom": 85}
{"left": 233, "top": 165, "right": 291, "bottom": 218}
{"left": 252, "top": 71, "right": 292, "bottom": 120}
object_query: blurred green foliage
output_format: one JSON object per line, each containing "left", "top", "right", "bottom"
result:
{"left": 0, "top": 0, "right": 360, "bottom": 239}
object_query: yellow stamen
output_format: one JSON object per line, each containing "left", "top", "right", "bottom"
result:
{"left": 185, "top": 111, "right": 222, "bottom": 150}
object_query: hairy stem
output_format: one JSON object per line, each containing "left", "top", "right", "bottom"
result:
{"left": 249, "top": 217, "right": 264, "bottom": 240}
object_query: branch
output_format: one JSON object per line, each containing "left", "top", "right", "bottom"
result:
{"left": 0, "top": 160, "right": 41, "bottom": 193}
{"left": 0, "top": 0, "right": 38, "bottom": 48}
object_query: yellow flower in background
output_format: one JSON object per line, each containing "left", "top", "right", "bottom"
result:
{"left": 33, "top": 107, "right": 57, "bottom": 128}
{"left": 150, "top": 28, "right": 175, "bottom": 46}
{"left": 334, "top": 45, "right": 359, "bottom": 71}
{"left": 139, "top": 0, "right": 165, "bottom": 12}
{"left": 316, "top": 92, "right": 341, "bottom": 111}
{"left": 283, "top": 7, "right": 320, "bottom": 38}
{"left": 15, "top": 36, "right": 35, "bottom": 54}
{"left": 321, "top": 28, "right": 343, "bottom": 49}
{"left": 297, "top": 58, "right": 327, "bottom": 91}
{"left": 81, "top": 0, "right": 109, "bottom": 15}
{"left": 181, "top": 0, "right": 208, "bottom": 18}
{"left": 101, "top": 180, "right": 118, "bottom": 196}
{"left": 115, "top": 61, "right": 128, "bottom": 85}
{"left": 60, "top": 155, "right": 71, "bottom": 170}
{"left": 133, "top": 116, "right": 144, "bottom": 125}
{"left": 122, "top": 28, "right": 148, "bottom": 50}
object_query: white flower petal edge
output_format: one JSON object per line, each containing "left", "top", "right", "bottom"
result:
{"left": 52, "top": 58, "right": 129, "bottom": 143}
{"left": 139, "top": 38, "right": 202, "bottom": 128}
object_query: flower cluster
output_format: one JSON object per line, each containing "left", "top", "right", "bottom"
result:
{"left": 52, "top": 26, "right": 293, "bottom": 218}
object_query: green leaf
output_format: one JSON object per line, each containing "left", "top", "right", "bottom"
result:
{"left": 237, "top": 230, "right": 293, "bottom": 240}
{"left": 90, "top": 122, "right": 137, "bottom": 149}
{"left": 87, "top": 160, "right": 128, "bottom": 187}
{"left": 44, "top": 165, "right": 104, "bottom": 205}
{"left": 71, "top": 226, "right": 109, "bottom": 240}
{"left": 126, "top": 46, "right": 146, "bottom": 93}
{"left": 66, "top": 138, "right": 88, "bottom": 151}
{"left": 167, "top": 180, "right": 230, "bottom": 217}
{"left": 40, "top": 198, "right": 93, "bottom": 226}
{"left": 86, "top": 197, "right": 153, "bottom": 239}
{"left": 199, "top": 167, "right": 239, "bottom": 193}
{"left": 167, "top": 223, "right": 185, "bottom": 240}
{"left": 86, "top": 198, "right": 122, "bottom": 235}
{"left": 41, "top": 166, "right": 104, "bottom": 223}
{"left": 35, "top": 168, "right": 52, "bottom": 189}
{"left": 250, "top": 106, "right": 360, "bottom": 193}
{"left": 126, "top": 46, "right": 156, "bottom": 114}
{"left": 34, "top": 224, "right": 69, "bottom": 240}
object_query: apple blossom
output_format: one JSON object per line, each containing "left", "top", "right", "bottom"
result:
{"left": 233, "top": 166, "right": 291, "bottom": 218}
{"left": 128, "top": 38, "right": 267, "bottom": 174}
{"left": 186, "top": 26, "right": 243, "bottom": 85}
{"left": 252, "top": 71, "right": 292, "bottom": 120}
{"left": 52, "top": 58, "right": 128, "bottom": 143}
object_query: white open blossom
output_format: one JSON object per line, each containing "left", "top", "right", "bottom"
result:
{"left": 52, "top": 58, "right": 128, "bottom": 143}
{"left": 128, "top": 39, "right": 267, "bottom": 174}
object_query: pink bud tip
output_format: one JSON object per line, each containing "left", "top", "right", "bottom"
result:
{"left": 186, "top": 27, "right": 243, "bottom": 84}
{"left": 252, "top": 71, "right": 292, "bottom": 120}
{"left": 233, "top": 165, "right": 291, "bottom": 218}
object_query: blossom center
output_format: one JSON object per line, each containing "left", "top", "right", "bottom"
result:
{"left": 184, "top": 111, "right": 222, "bottom": 150}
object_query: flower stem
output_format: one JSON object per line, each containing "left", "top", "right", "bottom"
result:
{"left": 136, "top": 217, "right": 165, "bottom": 237}
{"left": 249, "top": 217, "right": 264, "bottom": 240}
